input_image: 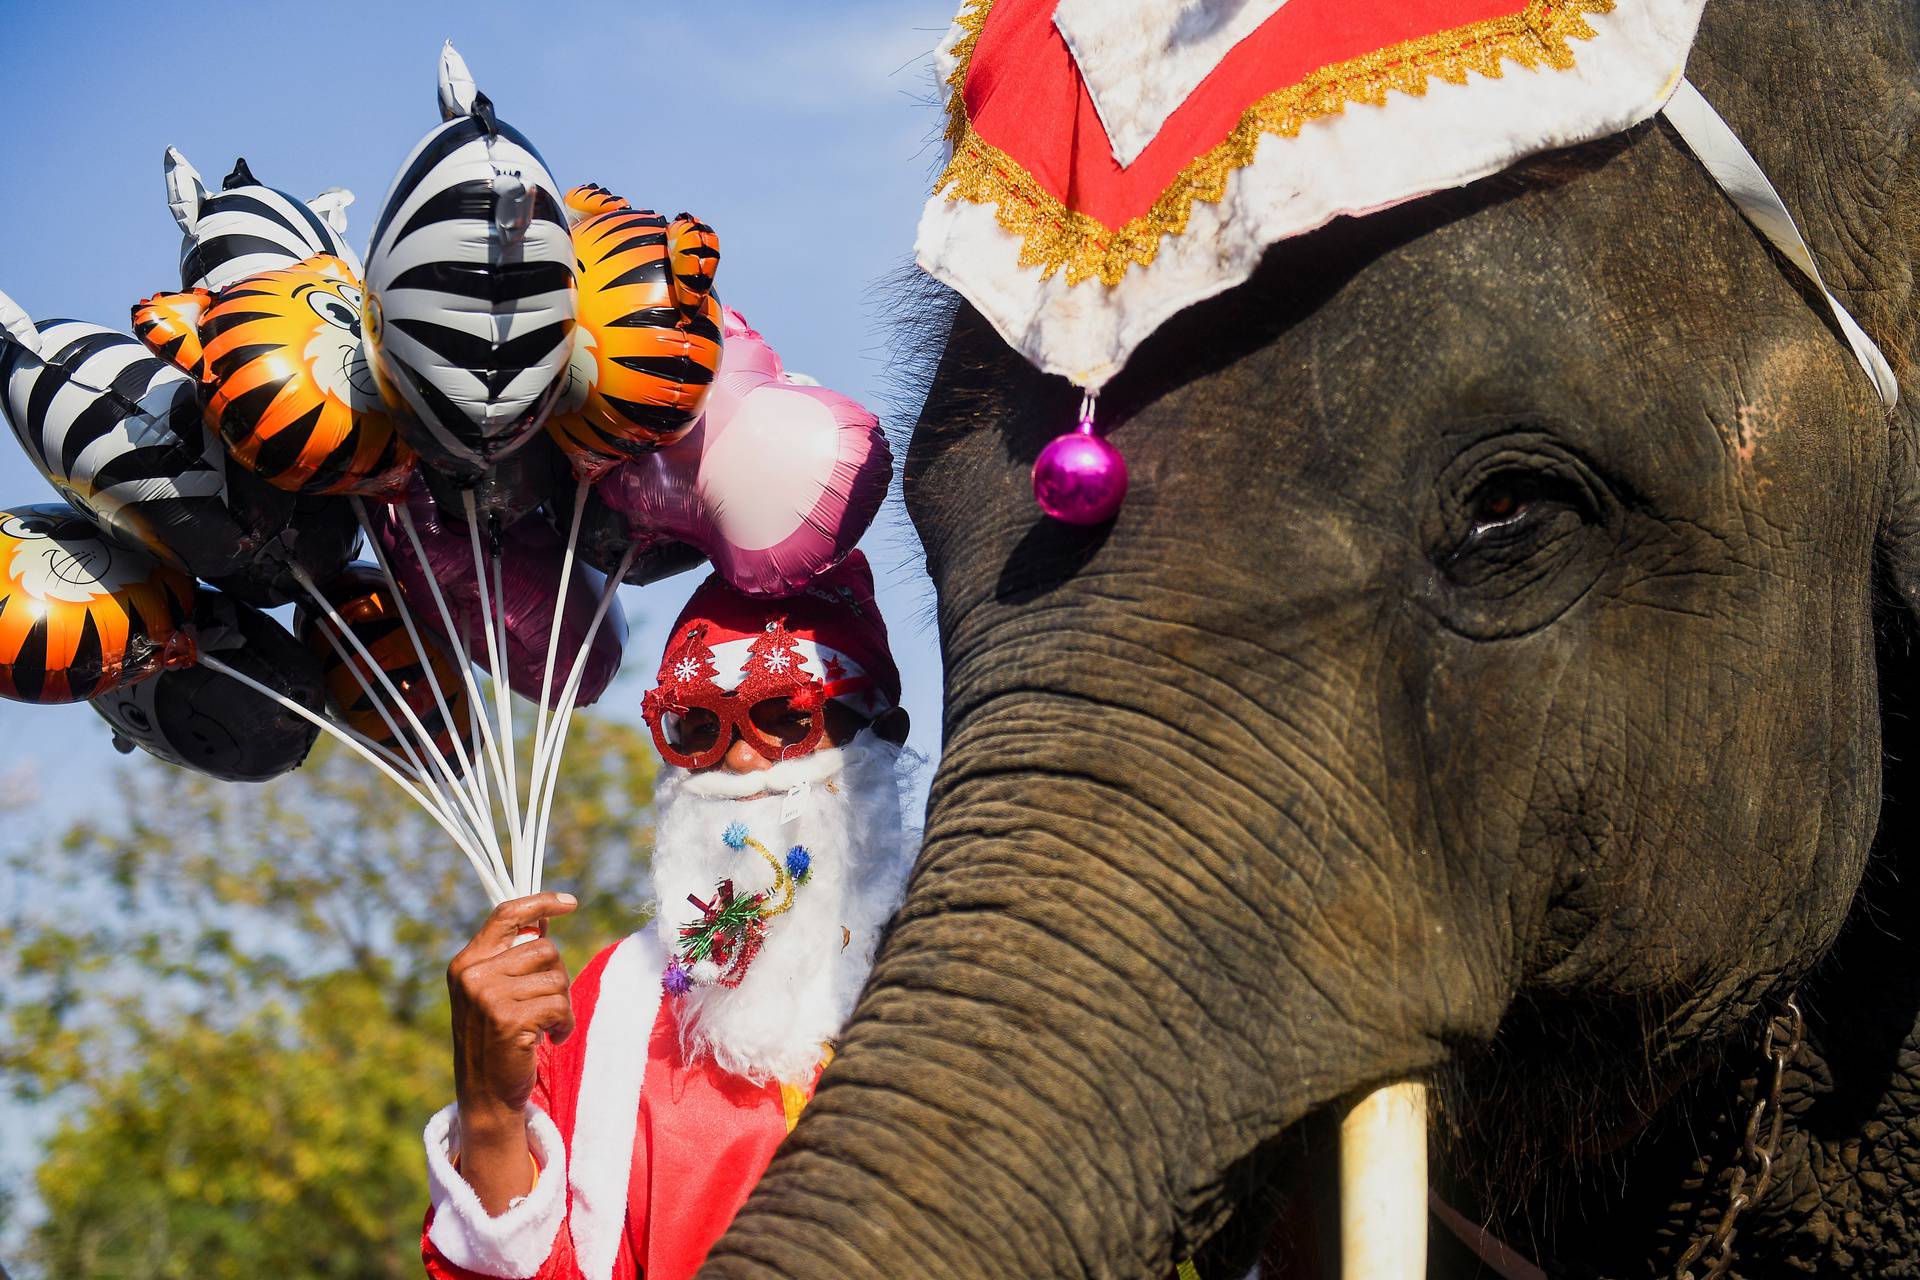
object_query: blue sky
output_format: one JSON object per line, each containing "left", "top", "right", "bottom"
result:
{"left": 0, "top": 0, "right": 959, "bottom": 1235}
{"left": 0, "top": 0, "right": 957, "bottom": 804}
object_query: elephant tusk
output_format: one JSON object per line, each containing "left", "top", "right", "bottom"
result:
{"left": 1339, "top": 1080, "right": 1428, "bottom": 1280}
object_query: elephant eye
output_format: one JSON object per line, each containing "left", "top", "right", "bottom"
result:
{"left": 1425, "top": 437, "right": 1616, "bottom": 640}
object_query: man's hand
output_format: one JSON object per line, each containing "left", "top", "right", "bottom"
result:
{"left": 448, "top": 892, "right": 578, "bottom": 1213}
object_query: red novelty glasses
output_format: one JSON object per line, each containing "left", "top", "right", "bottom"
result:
{"left": 642, "top": 623, "right": 828, "bottom": 770}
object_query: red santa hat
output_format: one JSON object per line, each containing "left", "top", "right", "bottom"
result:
{"left": 651, "top": 550, "right": 901, "bottom": 722}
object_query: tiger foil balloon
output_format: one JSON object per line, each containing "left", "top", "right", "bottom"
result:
{"left": 547, "top": 185, "right": 724, "bottom": 478}
{"left": 295, "top": 564, "right": 473, "bottom": 769}
{"left": 150, "top": 255, "right": 416, "bottom": 498}
{"left": 0, "top": 503, "right": 194, "bottom": 703}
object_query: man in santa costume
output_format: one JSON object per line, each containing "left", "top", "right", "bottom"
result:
{"left": 420, "top": 551, "right": 915, "bottom": 1280}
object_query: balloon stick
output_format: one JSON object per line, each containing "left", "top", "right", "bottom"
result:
{"left": 527, "top": 542, "right": 639, "bottom": 892}
{"left": 351, "top": 497, "right": 500, "bottom": 863}
{"left": 200, "top": 655, "right": 509, "bottom": 904}
{"left": 395, "top": 501, "right": 512, "bottom": 836}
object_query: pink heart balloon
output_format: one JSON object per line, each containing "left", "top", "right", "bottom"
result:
{"left": 595, "top": 308, "right": 890, "bottom": 597}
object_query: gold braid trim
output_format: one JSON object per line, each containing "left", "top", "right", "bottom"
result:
{"left": 934, "top": 0, "right": 1615, "bottom": 287}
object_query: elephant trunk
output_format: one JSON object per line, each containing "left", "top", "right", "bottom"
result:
{"left": 700, "top": 643, "right": 1509, "bottom": 1278}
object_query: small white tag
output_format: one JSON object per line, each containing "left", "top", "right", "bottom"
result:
{"left": 780, "top": 783, "right": 807, "bottom": 825}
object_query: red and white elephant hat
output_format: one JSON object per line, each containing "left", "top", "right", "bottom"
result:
{"left": 918, "top": 0, "right": 1898, "bottom": 524}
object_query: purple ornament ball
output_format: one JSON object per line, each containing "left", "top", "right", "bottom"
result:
{"left": 1032, "top": 431, "right": 1128, "bottom": 525}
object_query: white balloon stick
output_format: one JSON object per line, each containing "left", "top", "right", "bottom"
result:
{"left": 350, "top": 498, "right": 500, "bottom": 866}
{"left": 396, "top": 501, "right": 512, "bottom": 833}
{"left": 463, "top": 493, "right": 527, "bottom": 896}
{"left": 527, "top": 543, "right": 639, "bottom": 892}
{"left": 291, "top": 565, "right": 492, "bottom": 863}
{"left": 201, "top": 655, "right": 509, "bottom": 904}
{"left": 521, "top": 480, "right": 588, "bottom": 859}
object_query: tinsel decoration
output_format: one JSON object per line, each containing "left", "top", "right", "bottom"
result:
{"left": 664, "top": 824, "right": 805, "bottom": 995}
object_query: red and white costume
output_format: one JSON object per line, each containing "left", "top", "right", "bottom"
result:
{"left": 421, "top": 932, "right": 825, "bottom": 1280}
{"left": 421, "top": 552, "right": 907, "bottom": 1280}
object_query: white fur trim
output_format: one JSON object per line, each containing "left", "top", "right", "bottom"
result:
{"left": 917, "top": 1, "right": 1706, "bottom": 387}
{"left": 1055, "top": 0, "right": 1294, "bottom": 168}
{"left": 424, "top": 1102, "right": 568, "bottom": 1278}
{"left": 670, "top": 740, "right": 857, "bottom": 800}
{"left": 568, "top": 931, "right": 668, "bottom": 1280}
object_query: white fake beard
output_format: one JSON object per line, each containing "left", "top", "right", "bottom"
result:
{"left": 649, "top": 730, "right": 919, "bottom": 1085}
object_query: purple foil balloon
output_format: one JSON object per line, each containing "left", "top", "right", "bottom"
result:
{"left": 595, "top": 308, "right": 891, "bottom": 598}
{"left": 372, "top": 476, "right": 627, "bottom": 707}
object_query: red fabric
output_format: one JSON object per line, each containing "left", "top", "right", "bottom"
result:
{"left": 423, "top": 942, "right": 822, "bottom": 1280}
{"left": 966, "top": 0, "right": 1535, "bottom": 229}
{"left": 654, "top": 550, "right": 901, "bottom": 710}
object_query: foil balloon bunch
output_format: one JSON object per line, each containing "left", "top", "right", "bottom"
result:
{"left": 0, "top": 42, "right": 891, "bottom": 905}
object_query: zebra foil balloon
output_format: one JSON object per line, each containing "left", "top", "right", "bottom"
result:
{"left": 0, "top": 503, "right": 194, "bottom": 703}
{"left": 92, "top": 586, "right": 324, "bottom": 782}
{"left": 136, "top": 256, "right": 417, "bottom": 499}
{"left": 363, "top": 42, "right": 577, "bottom": 488}
{"left": 295, "top": 564, "right": 475, "bottom": 769}
{"left": 164, "top": 149, "right": 360, "bottom": 294}
{"left": 547, "top": 184, "right": 723, "bottom": 480}
{"left": 0, "top": 287, "right": 308, "bottom": 584}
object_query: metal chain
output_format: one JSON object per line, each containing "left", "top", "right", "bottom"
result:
{"left": 1671, "top": 995, "right": 1804, "bottom": 1280}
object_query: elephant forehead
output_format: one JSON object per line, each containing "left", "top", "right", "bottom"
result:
{"left": 700, "top": 389, "right": 845, "bottom": 552}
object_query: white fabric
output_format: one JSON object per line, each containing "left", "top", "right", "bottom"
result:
{"left": 424, "top": 1102, "right": 569, "bottom": 1278}
{"left": 917, "top": 1, "right": 1705, "bottom": 387}
{"left": 1055, "top": 0, "right": 1293, "bottom": 169}
{"left": 566, "top": 931, "right": 666, "bottom": 1280}
{"left": 1660, "top": 79, "right": 1898, "bottom": 408}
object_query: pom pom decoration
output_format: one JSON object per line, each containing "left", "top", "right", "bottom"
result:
{"left": 1032, "top": 394, "right": 1128, "bottom": 526}
{"left": 545, "top": 184, "right": 724, "bottom": 479}
{"left": 164, "top": 148, "right": 360, "bottom": 295}
{"left": 91, "top": 586, "right": 325, "bottom": 782}
{"left": 723, "top": 821, "right": 749, "bottom": 850}
{"left": 139, "top": 255, "right": 417, "bottom": 499}
{"left": 362, "top": 43, "right": 577, "bottom": 486}
{"left": 593, "top": 308, "right": 891, "bottom": 596}
{"left": 294, "top": 564, "right": 476, "bottom": 771}
{"left": 785, "top": 845, "right": 812, "bottom": 885}
{"left": 0, "top": 503, "right": 194, "bottom": 703}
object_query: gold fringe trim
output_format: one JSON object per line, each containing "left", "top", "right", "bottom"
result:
{"left": 934, "top": 0, "right": 1615, "bottom": 287}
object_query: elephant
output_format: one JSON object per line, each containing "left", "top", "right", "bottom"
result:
{"left": 699, "top": 0, "right": 1920, "bottom": 1276}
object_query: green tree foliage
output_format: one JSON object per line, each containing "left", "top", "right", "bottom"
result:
{"left": 0, "top": 705, "right": 658, "bottom": 1279}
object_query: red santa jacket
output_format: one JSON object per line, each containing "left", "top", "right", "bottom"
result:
{"left": 421, "top": 932, "right": 824, "bottom": 1280}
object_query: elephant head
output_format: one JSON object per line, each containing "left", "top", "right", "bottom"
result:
{"left": 703, "top": 1, "right": 1920, "bottom": 1275}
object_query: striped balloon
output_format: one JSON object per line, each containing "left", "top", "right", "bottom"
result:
{"left": 363, "top": 43, "right": 576, "bottom": 485}
{"left": 0, "top": 290, "right": 356, "bottom": 599}
{"left": 296, "top": 564, "right": 474, "bottom": 769}
{"left": 165, "top": 149, "right": 360, "bottom": 294}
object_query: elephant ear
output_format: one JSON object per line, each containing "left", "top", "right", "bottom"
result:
{"left": 163, "top": 146, "right": 206, "bottom": 235}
